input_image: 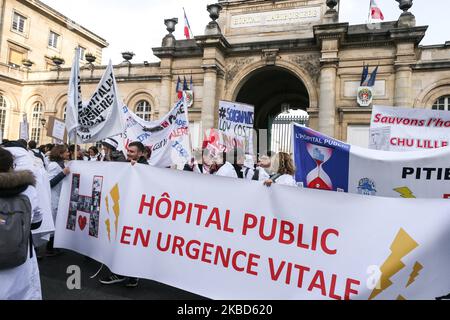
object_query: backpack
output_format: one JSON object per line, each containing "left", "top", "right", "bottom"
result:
{"left": 0, "top": 195, "right": 32, "bottom": 270}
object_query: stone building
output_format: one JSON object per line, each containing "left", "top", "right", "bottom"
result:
{"left": 1, "top": 0, "right": 449, "bottom": 151}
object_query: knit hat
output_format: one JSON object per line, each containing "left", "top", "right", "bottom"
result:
{"left": 101, "top": 138, "right": 119, "bottom": 150}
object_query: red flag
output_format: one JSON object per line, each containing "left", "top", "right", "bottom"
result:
{"left": 176, "top": 76, "right": 183, "bottom": 100}
{"left": 183, "top": 8, "right": 192, "bottom": 39}
{"left": 370, "top": 0, "right": 384, "bottom": 20}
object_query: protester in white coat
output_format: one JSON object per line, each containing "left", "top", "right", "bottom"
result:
{"left": 46, "top": 144, "right": 71, "bottom": 256}
{"left": 4, "top": 141, "right": 54, "bottom": 250}
{"left": 210, "top": 151, "right": 238, "bottom": 178}
{"left": 0, "top": 147, "right": 43, "bottom": 300}
{"left": 255, "top": 153, "right": 272, "bottom": 181}
{"left": 263, "top": 152, "right": 297, "bottom": 187}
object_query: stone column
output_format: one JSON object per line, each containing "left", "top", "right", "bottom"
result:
{"left": 390, "top": 11, "right": 426, "bottom": 107}
{"left": 318, "top": 62, "right": 338, "bottom": 136}
{"left": 159, "top": 74, "right": 172, "bottom": 115}
{"left": 394, "top": 65, "right": 413, "bottom": 107}
{"left": 202, "top": 67, "right": 217, "bottom": 130}
{"left": 196, "top": 33, "right": 229, "bottom": 132}
{"left": 314, "top": 23, "right": 347, "bottom": 138}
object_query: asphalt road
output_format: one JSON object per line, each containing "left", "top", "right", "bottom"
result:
{"left": 38, "top": 249, "right": 206, "bottom": 300}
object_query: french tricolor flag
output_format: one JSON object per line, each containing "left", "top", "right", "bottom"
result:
{"left": 370, "top": 0, "right": 384, "bottom": 21}
{"left": 183, "top": 8, "right": 192, "bottom": 39}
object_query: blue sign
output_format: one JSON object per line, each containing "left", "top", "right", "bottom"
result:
{"left": 293, "top": 125, "right": 351, "bottom": 192}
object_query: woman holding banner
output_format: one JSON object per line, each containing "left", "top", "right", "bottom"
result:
{"left": 46, "top": 145, "right": 71, "bottom": 256}
{"left": 263, "top": 152, "right": 297, "bottom": 187}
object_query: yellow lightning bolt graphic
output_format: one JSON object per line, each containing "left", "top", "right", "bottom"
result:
{"left": 406, "top": 262, "right": 423, "bottom": 288}
{"left": 369, "top": 228, "right": 419, "bottom": 300}
{"left": 397, "top": 295, "right": 406, "bottom": 300}
{"left": 105, "top": 219, "right": 111, "bottom": 242}
{"left": 394, "top": 187, "right": 416, "bottom": 199}
{"left": 110, "top": 184, "right": 120, "bottom": 239}
{"left": 105, "top": 196, "right": 110, "bottom": 215}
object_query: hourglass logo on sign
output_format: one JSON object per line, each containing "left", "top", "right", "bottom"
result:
{"left": 306, "top": 144, "right": 333, "bottom": 190}
{"left": 293, "top": 124, "right": 351, "bottom": 193}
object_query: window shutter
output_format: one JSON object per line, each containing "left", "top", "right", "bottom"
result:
{"left": 9, "top": 49, "right": 23, "bottom": 66}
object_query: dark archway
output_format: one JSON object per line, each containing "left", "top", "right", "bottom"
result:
{"left": 235, "top": 66, "right": 309, "bottom": 152}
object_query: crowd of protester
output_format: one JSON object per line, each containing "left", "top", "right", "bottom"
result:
{"left": 0, "top": 137, "right": 297, "bottom": 299}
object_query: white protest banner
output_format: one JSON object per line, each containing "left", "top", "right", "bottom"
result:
{"left": 19, "top": 114, "right": 29, "bottom": 141}
{"left": 46, "top": 116, "right": 67, "bottom": 142}
{"left": 120, "top": 100, "right": 191, "bottom": 168}
{"left": 66, "top": 48, "right": 81, "bottom": 142}
{"left": 55, "top": 161, "right": 450, "bottom": 300}
{"left": 77, "top": 61, "right": 123, "bottom": 143}
{"left": 369, "top": 105, "right": 450, "bottom": 151}
{"left": 52, "top": 118, "right": 66, "bottom": 141}
{"left": 218, "top": 100, "right": 254, "bottom": 153}
{"left": 293, "top": 124, "right": 450, "bottom": 199}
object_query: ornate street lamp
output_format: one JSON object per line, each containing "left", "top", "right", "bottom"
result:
{"left": 40, "top": 118, "right": 47, "bottom": 128}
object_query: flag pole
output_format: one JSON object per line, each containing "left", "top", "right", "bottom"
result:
{"left": 74, "top": 134, "right": 78, "bottom": 161}
{"left": 74, "top": 47, "right": 79, "bottom": 161}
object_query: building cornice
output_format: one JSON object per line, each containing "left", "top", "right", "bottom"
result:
{"left": 413, "top": 61, "right": 450, "bottom": 71}
{"left": 18, "top": 0, "right": 109, "bottom": 48}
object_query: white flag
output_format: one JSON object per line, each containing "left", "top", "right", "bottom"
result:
{"left": 66, "top": 48, "right": 81, "bottom": 142}
{"left": 119, "top": 100, "right": 191, "bottom": 168}
{"left": 19, "top": 113, "right": 29, "bottom": 141}
{"left": 77, "top": 60, "right": 124, "bottom": 143}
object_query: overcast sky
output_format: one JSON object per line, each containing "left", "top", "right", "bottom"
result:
{"left": 41, "top": 0, "right": 450, "bottom": 64}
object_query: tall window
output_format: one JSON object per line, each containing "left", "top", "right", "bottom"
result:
{"left": 48, "top": 31, "right": 60, "bottom": 49}
{"left": 433, "top": 96, "right": 450, "bottom": 111}
{"left": 12, "top": 12, "right": 26, "bottom": 33}
{"left": 135, "top": 100, "right": 152, "bottom": 121}
{"left": 8, "top": 48, "right": 24, "bottom": 68}
{"left": 0, "top": 95, "right": 6, "bottom": 135}
{"left": 79, "top": 46, "right": 86, "bottom": 61}
{"left": 31, "top": 102, "right": 43, "bottom": 142}
{"left": 63, "top": 104, "right": 67, "bottom": 121}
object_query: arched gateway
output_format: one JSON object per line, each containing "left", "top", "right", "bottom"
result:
{"left": 233, "top": 66, "right": 311, "bottom": 152}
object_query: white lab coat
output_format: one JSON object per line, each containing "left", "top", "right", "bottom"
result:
{"left": 273, "top": 174, "right": 297, "bottom": 187}
{"left": 214, "top": 162, "right": 238, "bottom": 178}
{"left": 47, "top": 161, "right": 65, "bottom": 223}
{"left": 6, "top": 147, "right": 54, "bottom": 247}
{"left": 0, "top": 185, "right": 42, "bottom": 300}
{"left": 243, "top": 166, "right": 271, "bottom": 181}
